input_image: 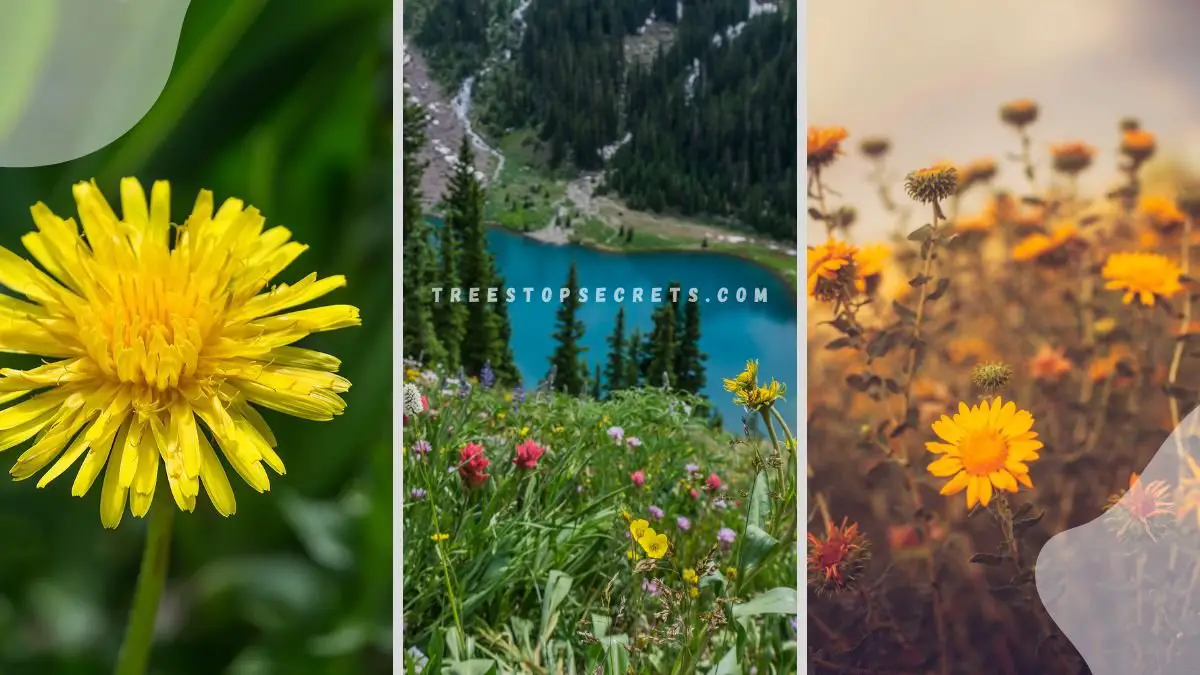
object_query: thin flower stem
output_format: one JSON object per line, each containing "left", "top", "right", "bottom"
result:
{"left": 419, "top": 458, "right": 468, "bottom": 654}
{"left": 114, "top": 496, "right": 175, "bottom": 675}
{"left": 897, "top": 201, "right": 944, "bottom": 451}
{"left": 1169, "top": 215, "right": 1194, "bottom": 459}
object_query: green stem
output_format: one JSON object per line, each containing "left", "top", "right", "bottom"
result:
{"left": 114, "top": 498, "right": 175, "bottom": 675}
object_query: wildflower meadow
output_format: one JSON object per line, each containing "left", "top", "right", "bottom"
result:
{"left": 807, "top": 104, "right": 1200, "bottom": 673}
{"left": 401, "top": 361, "right": 799, "bottom": 674}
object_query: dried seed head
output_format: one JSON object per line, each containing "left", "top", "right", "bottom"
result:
{"left": 971, "top": 362, "right": 1014, "bottom": 392}
{"left": 1119, "top": 117, "right": 1141, "bottom": 132}
{"left": 807, "top": 518, "right": 870, "bottom": 594}
{"left": 860, "top": 136, "right": 891, "bottom": 159}
{"left": 1120, "top": 129, "right": 1157, "bottom": 165}
{"left": 1050, "top": 142, "right": 1096, "bottom": 175}
{"left": 905, "top": 164, "right": 959, "bottom": 204}
{"left": 1000, "top": 99, "right": 1039, "bottom": 128}
{"left": 958, "top": 158, "right": 998, "bottom": 192}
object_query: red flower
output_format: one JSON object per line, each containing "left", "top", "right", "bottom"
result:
{"left": 689, "top": 488, "right": 700, "bottom": 500}
{"left": 807, "top": 518, "right": 869, "bottom": 593}
{"left": 705, "top": 473, "right": 722, "bottom": 491}
{"left": 421, "top": 394, "right": 429, "bottom": 411}
{"left": 513, "top": 439, "right": 545, "bottom": 470}
{"left": 630, "top": 470, "right": 646, "bottom": 488}
{"left": 458, "top": 443, "right": 491, "bottom": 488}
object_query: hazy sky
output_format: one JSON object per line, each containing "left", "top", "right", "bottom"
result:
{"left": 807, "top": 0, "right": 1200, "bottom": 243}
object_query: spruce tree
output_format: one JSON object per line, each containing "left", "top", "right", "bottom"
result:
{"left": 591, "top": 363, "right": 602, "bottom": 399}
{"left": 490, "top": 271, "right": 520, "bottom": 385}
{"left": 448, "top": 135, "right": 500, "bottom": 376}
{"left": 401, "top": 101, "right": 445, "bottom": 365}
{"left": 646, "top": 300, "right": 678, "bottom": 388}
{"left": 548, "top": 262, "right": 587, "bottom": 395}
{"left": 603, "top": 306, "right": 628, "bottom": 394}
{"left": 624, "top": 327, "right": 642, "bottom": 389}
{"left": 675, "top": 297, "right": 707, "bottom": 395}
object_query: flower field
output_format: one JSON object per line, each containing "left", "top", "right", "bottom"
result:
{"left": 401, "top": 362, "right": 799, "bottom": 674}
{"left": 807, "top": 103, "right": 1200, "bottom": 674}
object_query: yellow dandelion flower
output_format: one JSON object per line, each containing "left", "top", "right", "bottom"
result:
{"left": 741, "top": 380, "right": 786, "bottom": 411}
{"left": 1101, "top": 251, "right": 1184, "bottom": 307}
{"left": 688, "top": 587, "right": 700, "bottom": 598}
{"left": 722, "top": 360, "right": 758, "bottom": 395}
{"left": 0, "top": 179, "right": 359, "bottom": 528}
{"left": 682, "top": 568, "right": 699, "bottom": 584}
{"left": 638, "top": 530, "right": 670, "bottom": 559}
{"left": 552, "top": 425, "right": 564, "bottom": 433}
{"left": 431, "top": 532, "right": 449, "bottom": 542}
{"left": 404, "top": 368, "right": 420, "bottom": 382}
{"left": 519, "top": 425, "right": 530, "bottom": 437}
{"left": 926, "top": 397, "right": 1043, "bottom": 508}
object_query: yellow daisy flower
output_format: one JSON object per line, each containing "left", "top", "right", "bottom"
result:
{"left": 1101, "top": 251, "right": 1184, "bottom": 307}
{"left": 925, "top": 397, "right": 1042, "bottom": 508}
{"left": 682, "top": 568, "right": 699, "bottom": 584}
{"left": 688, "top": 587, "right": 700, "bottom": 598}
{"left": 0, "top": 179, "right": 359, "bottom": 528}
{"left": 722, "top": 360, "right": 758, "bottom": 395}
{"left": 807, "top": 238, "right": 858, "bottom": 301}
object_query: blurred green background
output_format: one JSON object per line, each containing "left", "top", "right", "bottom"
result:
{"left": 0, "top": 0, "right": 393, "bottom": 673}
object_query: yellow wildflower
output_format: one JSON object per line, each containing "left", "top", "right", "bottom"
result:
{"left": 0, "top": 179, "right": 359, "bottom": 528}
{"left": 638, "top": 530, "right": 670, "bottom": 559}
{"left": 926, "top": 397, "right": 1042, "bottom": 508}
{"left": 682, "top": 568, "right": 699, "bottom": 584}
{"left": 431, "top": 533, "right": 449, "bottom": 542}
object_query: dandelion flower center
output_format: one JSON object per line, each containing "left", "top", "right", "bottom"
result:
{"left": 958, "top": 430, "right": 1009, "bottom": 475}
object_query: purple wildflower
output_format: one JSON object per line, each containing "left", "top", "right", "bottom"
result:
{"left": 480, "top": 361, "right": 495, "bottom": 389}
{"left": 607, "top": 426, "right": 625, "bottom": 442}
{"left": 648, "top": 505, "right": 664, "bottom": 520}
{"left": 412, "top": 440, "right": 432, "bottom": 458}
{"left": 642, "top": 578, "right": 662, "bottom": 596}
{"left": 409, "top": 488, "right": 427, "bottom": 501}
{"left": 713, "top": 498, "right": 728, "bottom": 510}
{"left": 626, "top": 436, "right": 642, "bottom": 448}
{"left": 685, "top": 463, "right": 699, "bottom": 474}
{"left": 718, "top": 527, "right": 736, "bottom": 550}
{"left": 676, "top": 516, "right": 691, "bottom": 531}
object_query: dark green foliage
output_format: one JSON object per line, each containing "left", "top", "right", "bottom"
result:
{"left": 603, "top": 306, "right": 628, "bottom": 394}
{"left": 548, "top": 262, "right": 588, "bottom": 394}
{"left": 645, "top": 298, "right": 678, "bottom": 388}
{"left": 448, "top": 136, "right": 501, "bottom": 375}
{"left": 624, "top": 327, "right": 643, "bottom": 388}
{"left": 675, "top": 293, "right": 707, "bottom": 394}
{"left": 403, "top": 101, "right": 447, "bottom": 366}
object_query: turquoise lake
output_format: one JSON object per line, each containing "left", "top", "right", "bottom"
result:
{"left": 483, "top": 227, "right": 799, "bottom": 430}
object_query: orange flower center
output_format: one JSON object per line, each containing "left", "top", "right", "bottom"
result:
{"left": 959, "top": 429, "right": 1009, "bottom": 475}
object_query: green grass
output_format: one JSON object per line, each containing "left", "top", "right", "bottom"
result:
{"left": 401, "top": 367, "right": 799, "bottom": 674}
{"left": 485, "top": 131, "right": 566, "bottom": 232}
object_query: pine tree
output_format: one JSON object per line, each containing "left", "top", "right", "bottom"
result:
{"left": 591, "top": 363, "right": 602, "bottom": 399}
{"left": 603, "top": 306, "right": 628, "bottom": 394}
{"left": 447, "top": 135, "right": 502, "bottom": 376}
{"left": 675, "top": 297, "right": 706, "bottom": 394}
{"left": 490, "top": 271, "right": 520, "bottom": 385}
{"left": 624, "top": 327, "right": 642, "bottom": 389}
{"left": 401, "top": 101, "right": 446, "bottom": 366}
{"left": 548, "top": 262, "right": 587, "bottom": 395}
{"left": 645, "top": 300, "right": 677, "bottom": 388}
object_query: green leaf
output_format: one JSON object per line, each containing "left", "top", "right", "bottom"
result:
{"left": 746, "top": 471, "right": 770, "bottom": 530}
{"left": 444, "top": 659, "right": 498, "bottom": 675}
{"left": 539, "top": 570, "right": 573, "bottom": 648}
{"left": 732, "top": 587, "right": 798, "bottom": 618}
{"left": 738, "top": 524, "right": 778, "bottom": 572}
{"left": 711, "top": 647, "right": 743, "bottom": 675}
